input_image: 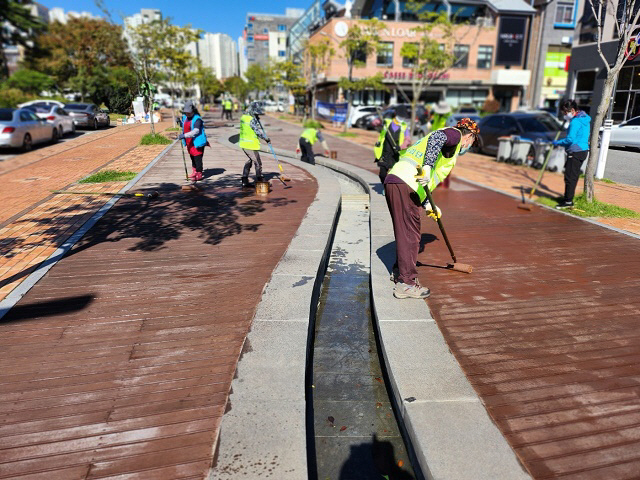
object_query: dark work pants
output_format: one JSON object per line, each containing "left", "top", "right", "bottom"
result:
{"left": 378, "top": 165, "right": 389, "bottom": 184}
{"left": 242, "top": 149, "right": 263, "bottom": 179}
{"left": 226, "top": 109, "right": 233, "bottom": 121}
{"left": 299, "top": 138, "right": 315, "bottom": 165}
{"left": 221, "top": 108, "right": 226, "bottom": 119}
{"left": 385, "top": 182, "right": 422, "bottom": 286}
{"left": 563, "top": 150, "right": 588, "bottom": 202}
{"left": 190, "top": 153, "right": 203, "bottom": 173}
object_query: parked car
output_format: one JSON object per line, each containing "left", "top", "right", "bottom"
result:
{"left": 17, "top": 99, "right": 65, "bottom": 109}
{"left": 456, "top": 106, "right": 479, "bottom": 115}
{"left": 445, "top": 113, "right": 482, "bottom": 128}
{"left": 381, "top": 103, "right": 429, "bottom": 127}
{"left": 477, "top": 112, "right": 563, "bottom": 155}
{"left": 358, "top": 112, "right": 383, "bottom": 131}
{"left": 350, "top": 105, "right": 379, "bottom": 128}
{"left": 24, "top": 104, "right": 75, "bottom": 137}
{"left": 65, "top": 103, "right": 110, "bottom": 129}
{"left": 609, "top": 116, "right": 640, "bottom": 148}
{"left": 0, "top": 108, "right": 58, "bottom": 151}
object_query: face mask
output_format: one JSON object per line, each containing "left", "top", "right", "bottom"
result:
{"left": 565, "top": 112, "right": 574, "bottom": 120}
{"left": 459, "top": 145, "right": 470, "bottom": 155}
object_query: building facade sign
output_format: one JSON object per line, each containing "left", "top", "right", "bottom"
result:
{"left": 383, "top": 71, "right": 450, "bottom": 80}
{"left": 496, "top": 15, "right": 527, "bottom": 66}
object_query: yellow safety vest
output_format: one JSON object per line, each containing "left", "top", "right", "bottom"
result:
{"left": 388, "top": 128, "right": 462, "bottom": 203}
{"left": 375, "top": 118, "right": 406, "bottom": 160}
{"left": 224, "top": 100, "right": 232, "bottom": 109}
{"left": 301, "top": 128, "right": 318, "bottom": 145}
{"left": 239, "top": 114, "right": 260, "bottom": 150}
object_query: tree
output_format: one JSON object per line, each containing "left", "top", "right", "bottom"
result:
{"left": 304, "top": 38, "right": 335, "bottom": 120}
{"left": 28, "top": 17, "right": 131, "bottom": 101}
{"left": 0, "top": 0, "right": 46, "bottom": 79}
{"left": 104, "top": 66, "right": 138, "bottom": 116}
{"left": 245, "top": 63, "right": 274, "bottom": 98}
{"left": 196, "top": 64, "right": 224, "bottom": 104}
{"left": 582, "top": 0, "right": 640, "bottom": 202}
{"left": 224, "top": 76, "right": 249, "bottom": 103}
{"left": 337, "top": 18, "right": 386, "bottom": 132}
{"left": 4, "top": 68, "right": 53, "bottom": 94}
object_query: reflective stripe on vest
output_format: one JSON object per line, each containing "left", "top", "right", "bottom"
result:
{"left": 374, "top": 118, "right": 406, "bottom": 160}
{"left": 239, "top": 114, "right": 260, "bottom": 150}
{"left": 388, "top": 128, "right": 462, "bottom": 203}
{"left": 301, "top": 128, "right": 318, "bottom": 145}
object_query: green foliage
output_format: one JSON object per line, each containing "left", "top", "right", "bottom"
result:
{"left": 0, "top": 87, "right": 30, "bottom": 108}
{"left": 272, "top": 60, "right": 305, "bottom": 95}
{"left": 339, "top": 18, "right": 386, "bottom": 72}
{"left": 336, "top": 132, "right": 357, "bottom": 137}
{"left": 196, "top": 65, "right": 224, "bottom": 102}
{"left": 165, "top": 127, "right": 181, "bottom": 131}
{"left": 338, "top": 73, "right": 388, "bottom": 92}
{"left": 104, "top": 67, "right": 138, "bottom": 114}
{"left": 80, "top": 170, "right": 138, "bottom": 183}
{"left": 140, "top": 133, "right": 172, "bottom": 145}
{"left": 245, "top": 63, "right": 274, "bottom": 95}
{"left": 303, "top": 119, "right": 324, "bottom": 129}
{"left": 224, "top": 76, "right": 249, "bottom": 102}
{"left": 0, "top": 1, "right": 47, "bottom": 79}
{"left": 4, "top": 69, "right": 54, "bottom": 95}
{"left": 536, "top": 194, "right": 640, "bottom": 218}
{"left": 482, "top": 98, "right": 501, "bottom": 114}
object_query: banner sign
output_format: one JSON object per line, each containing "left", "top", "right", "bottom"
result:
{"left": 496, "top": 16, "right": 527, "bottom": 66}
{"left": 316, "top": 101, "right": 348, "bottom": 123}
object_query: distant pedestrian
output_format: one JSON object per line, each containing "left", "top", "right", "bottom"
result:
{"left": 297, "top": 126, "right": 330, "bottom": 165}
{"left": 179, "top": 101, "right": 209, "bottom": 182}
{"left": 238, "top": 102, "right": 269, "bottom": 188}
{"left": 224, "top": 98, "right": 233, "bottom": 121}
{"left": 429, "top": 100, "right": 452, "bottom": 132}
{"left": 385, "top": 118, "right": 479, "bottom": 299}
{"left": 374, "top": 112, "right": 410, "bottom": 183}
{"left": 553, "top": 99, "right": 591, "bottom": 209}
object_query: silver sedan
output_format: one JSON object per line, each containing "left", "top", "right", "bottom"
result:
{"left": 0, "top": 108, "right": 58, "bottom": 151}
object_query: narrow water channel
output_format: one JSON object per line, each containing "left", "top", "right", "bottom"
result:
{"left": 309, "top": 172, "right": 416, "bottom": 480}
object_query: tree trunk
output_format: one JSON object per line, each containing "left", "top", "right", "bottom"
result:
{"left": 584, "top": 73, "right": 617, "bottom": 202}
{"left": 311, "top": 87, "right": 316, "bottom": 121}
{"left": 343, "top": 61, "right": 354, "bottom": 133}
{"left": 170, "top": 88, "right": 176, "bottom": 129}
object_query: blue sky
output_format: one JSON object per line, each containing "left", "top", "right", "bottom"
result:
{"left": 42, "top": 0, "right": 312, "bottom": 40}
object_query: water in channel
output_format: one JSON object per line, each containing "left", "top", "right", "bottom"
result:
{"left": 310, "top": 173, "right": 415, "bottom": 480}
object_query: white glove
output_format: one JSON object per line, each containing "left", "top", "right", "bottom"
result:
{"left": 424, "top": 201, "right": 442, "bottom": 220}
{"left": 415, "top": 165, "right": 431, "bottom": 186}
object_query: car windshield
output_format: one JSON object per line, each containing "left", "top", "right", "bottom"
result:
{"left": 517, "top": 115, "right": 560, "bottom": 133}
{"left": 0, "top": 109, "right": 14, "bottom": 121}
{"left": 25, "top": 105, "right": 52, "bottom": 113}
{"left": 65, "top": 104, "right": 89, "bottom": 110}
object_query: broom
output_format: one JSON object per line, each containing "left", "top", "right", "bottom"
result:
{"left": 518, "top": 130, "right": 563, "bottom": 211}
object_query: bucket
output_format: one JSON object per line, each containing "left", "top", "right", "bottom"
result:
{"left": 330, "top": 150, "right": 338, "bottom": 159}
{"left": 255, "top": 181, "right": 270, "bottom": 195}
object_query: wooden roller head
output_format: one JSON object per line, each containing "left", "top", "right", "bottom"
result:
{"left": 447, "top": 263, "right": 473, "bottom": 274}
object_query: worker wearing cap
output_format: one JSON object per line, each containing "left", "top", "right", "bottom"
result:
{"left": 374, "top": 113, "right": 411, "bottom": 183}
{"left": 178, "top": 100, "right": 208, "bottom": 181}
{"left": 238, "top": 101, "right": 269, "bottom": 188}
{"left": 384, "top": 118, "right": 479, "bottom": 299}
{"left": 297, "top": 127, "right": 330, "bottom": 165}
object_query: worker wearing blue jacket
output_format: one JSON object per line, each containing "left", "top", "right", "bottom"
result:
{"left": 553, "top": 99, "right": 591, "bottom": 208}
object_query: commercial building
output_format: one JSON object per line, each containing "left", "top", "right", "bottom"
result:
{"left": 196, "top": 33, "right": 238, "bottom": 79}
{"left": 288, "top": 0, "right": 325, "bottom": 64}
{"left": 307, "top": 0, "right": 535, "bottom": 112}
{"left": 566, "top": 0, "right": 638, "bottom": 123}
{"left": 244, "top": 9, "right": 304, "bottom": 66}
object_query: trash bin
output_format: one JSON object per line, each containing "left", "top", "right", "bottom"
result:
{"left": 547, "top": 146, "right": 565, "bottom": 172}
{"left": 532, "top": 139, "right": 552, "bottom": 169}
{"left": 509, "top": 136, "right": 534, "bottom": 165}
{"left": 496, "top": 136, "right": 512, "bottom": 162}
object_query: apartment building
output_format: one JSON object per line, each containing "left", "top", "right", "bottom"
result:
{"left": 244, "top": 9, "right": 304, "bottom": 66}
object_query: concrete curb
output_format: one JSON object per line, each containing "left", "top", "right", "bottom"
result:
{"left": 0, "top": 140, "right": 177, "bottom": 321}
{"left": 211, "top": 137, "right": 342, "bottom": 479}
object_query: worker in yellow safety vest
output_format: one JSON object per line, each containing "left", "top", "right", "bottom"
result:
{"left": 297, "top": 127, "right": 330, "bottom": 165}
{"left": 224, "top": 99, "right": 233, "bottom": 121}
{"left": 385, "top": 118, "right": 479, "bottom": 299}
{"left": 374, "top": 114, "right": 410, "bottom": 183}
{"left": 238, "top": 102, "right": 269, "bottom": 188}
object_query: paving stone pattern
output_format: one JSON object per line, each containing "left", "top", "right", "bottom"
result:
{"left": 0, "top": 123, "right": 317, "bottom": 479}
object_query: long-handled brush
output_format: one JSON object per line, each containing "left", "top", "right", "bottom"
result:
{"left": 518, "top": 130, "right": 562, "bottom": 211}
{"left": 423, "top": 186, "right": 473, "bottom": 274}
{"left": 255, "top": 118, "right": 291, "bottom": 184}
{"left": 53, "top": 190, "right": 159, "bottom": 199}
{"left": 179, "top": 139, "right": 201, "bottom": 192}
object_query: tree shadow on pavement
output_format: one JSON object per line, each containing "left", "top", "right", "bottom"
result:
{"left": 337, "top": 434, "right": 414, "bottom": 479}
{"left": 2, "top": 294, "right": 94, "bottom": 323}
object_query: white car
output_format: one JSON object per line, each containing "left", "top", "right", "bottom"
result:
{"left": 17, "top": 99, "right": 65, "bottom": 109}
{"left": 24, "top": 104, "right": 75, "bottom": 137}
{"left": 350, "top": 105, "right": 379, "bottom": 128}
{"left": 609, "top": 116, "right": 640, "bottom": 148}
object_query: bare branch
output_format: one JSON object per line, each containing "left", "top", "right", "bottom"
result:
{"left": 589, "top": 0, "right": 611, "bottom": 72}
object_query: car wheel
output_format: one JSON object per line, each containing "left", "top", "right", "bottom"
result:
{"left": 23, "top": 133, "right": 32, "bottom": 152}
{"left": 93, "top": 119, "right": 98, "bottom": 130}
{"left": 51, "top": 128, "right": 59, "bottom": 144}
{"left": 71, "top": 123, "right": 76, "bottom": 134}
{"left": 58, "top": 125, "right": 64, "bottom": 138}
{"left": 106, "top": 116, "right": 110, "bottom": 127}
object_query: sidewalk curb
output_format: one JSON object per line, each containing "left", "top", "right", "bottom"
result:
{"left": 0, "top": 140, "right": 177, "bottom": 321}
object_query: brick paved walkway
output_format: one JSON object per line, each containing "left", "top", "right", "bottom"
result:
{"left": 265, "top": 116, "right": 640, "bottom": 479}
{"left": 0, "top": 123, "right": 317, "bottom": 479}
{"left": 0, "top": 122, "right": 171, "bottom": 301}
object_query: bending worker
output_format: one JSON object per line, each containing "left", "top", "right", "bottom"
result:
{"left": 374, "top": 112, "right": 410, "bottom": 183}
{"left": 385, "top": 118, "right": 479, "bottom": 299}
{"left": 297, "top": 126, "right": 330, "bottom": 165}
{"left": 178, "top": 100, "right": 208, "bottom": 182}
{"left": 238, "top": 102, "right": 269, "bottom": 188}
{"left": 553, "top": 99, "right": 591, "bottom": 209}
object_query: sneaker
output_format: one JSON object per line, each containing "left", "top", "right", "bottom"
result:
{"left": 241, "top": 177, "right": 252, "bottom": 188}
{"left": 194, "top": 171, "right": 203, "bottom": 181}
{"left": 393, "top": 282, "right": 430, "bottom": 299}
{"left": 556, "top": 200, "right": 574, "bottom": 209}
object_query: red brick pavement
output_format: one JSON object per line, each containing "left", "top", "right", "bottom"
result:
{"left": 0, "top": 125, "right": 317, "bottom": 479}
{"left": 266, "top": 116, "right": 640, "bottom": 479}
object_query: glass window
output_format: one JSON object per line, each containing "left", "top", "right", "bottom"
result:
{"left": 278, "top": 50, "right": 286, "bottom": 57}
{"left": 247, "top": 23, "right": 253, "bottom": 30}
{"left": 354, "top": 48, "right": 367, "bottom": 64}
{"left": 625, "top": 116, "right": 640, "bottom": 125}
{"left": 576, "top": 70, "right": 596, "bottom": 91}
{"left": 555, "top": 2, "right": 575, "bottom": 24}
{"left": 632, "top": 67, "right": 640, "bottom": 90}
{"left": 503, "top": 116, "right": 518, "bottom": 131}
{"left": 20, "top": 111, "right": 32, "bottom": 122}
{"left": 453, "top": 44, "right": 469, "bottom": 68}
{"left": 477, "top": 45, "right": 493, "bottom": 69}
{"left": 619, "top": 66, "right": 633, "bottom": 90}
{"left": 247, "top": 35, "right": 254, "bottom": 43}
{"left": 377, "top": 42, "right": 394, "bottom": 67}
{"left": 263, "top": 28, "right": 268, "bottom": 34}
{"left": 278, "top": 24, "right": 287, "bottom": 31}
{"left": 402, "top": 42, "right": 418, "bottom": 68}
